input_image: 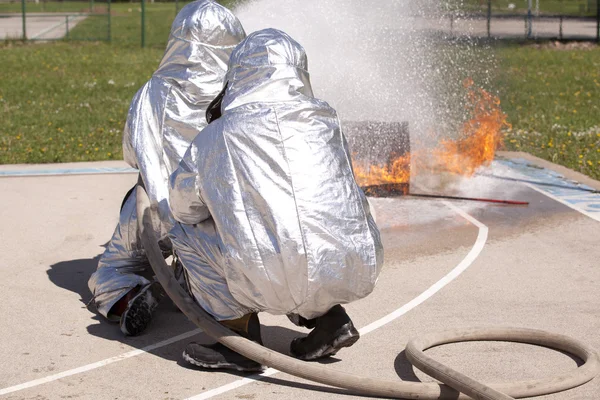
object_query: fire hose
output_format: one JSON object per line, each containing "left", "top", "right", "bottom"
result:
{"left": 136, "top": 186, "right": 599, "bottom": 399}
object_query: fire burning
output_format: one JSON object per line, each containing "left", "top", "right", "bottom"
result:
{"left": 353, "top": 79, "right": 510, "bottom": 188}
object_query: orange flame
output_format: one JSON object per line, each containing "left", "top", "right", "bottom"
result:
{"left": 353, "top": 79, "right": 510, "bottom": 187}
{"left": 353, "top": 154, "right": 411, "bottom": 186}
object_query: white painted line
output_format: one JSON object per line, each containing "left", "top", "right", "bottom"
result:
{"left": 360, "top": 200, "right": 488, "bottom": 335}
{"left": 0, "top": 329, "right": 202, "bottom": 397}
{"left": 188, "top": 368, "right": 280, "bottom": 400}
{"left": 525, "top": 183, "right": 600, "bottom": 223}
{"left": 0, "top": 167, "right": 138, "bottom": 177}
{"left": 185, "top": 201, "right": 488, "bottom": 400}
{"left": 30, "top": 17, "right": 68, "bottom": 40}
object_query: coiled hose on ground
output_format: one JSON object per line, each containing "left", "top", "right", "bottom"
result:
{"left": 136, "top": 186, "right": 599, "bottom": 400}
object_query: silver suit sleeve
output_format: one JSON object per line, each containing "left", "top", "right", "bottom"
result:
{"left": 169, "top": 144, "right": 211, "bottom": 225}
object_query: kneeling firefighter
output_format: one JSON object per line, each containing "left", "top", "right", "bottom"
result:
{"left": 168, "top": 29, "right": 384, "bottom": 371}
{"left": 87, "top": 0, "right": 246, "bottom": 336}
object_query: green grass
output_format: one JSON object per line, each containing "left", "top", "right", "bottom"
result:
{"left": 0, "top": 0, "right": 236, "bottom": 164}
{"left": 497, "top": 44, "right": 600, "bottom": 179}
{"left": 69, "top": 2, "right": 196, "bottom": 47}
{"left": 0, "top": 41, "right": 162, "bottom": 163}
{"left": 1, "top": 1, "right": 599, "bottom": 182}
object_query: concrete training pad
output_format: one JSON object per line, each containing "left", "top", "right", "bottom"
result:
{"left": 0, "top": 153, "right": 599, "bottom": 399}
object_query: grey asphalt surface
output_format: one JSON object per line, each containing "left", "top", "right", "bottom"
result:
{"left": 441, "top": 15, "right": 599, "bottom": 40}
{"left": 0, "top": 13, "right": 86, "bottom": 40}
{"left": 0, "top": 154, "right": 599, "bottom": 400}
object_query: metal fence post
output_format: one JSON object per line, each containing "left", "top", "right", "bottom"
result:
{"left": 141, "top": 0, "right": 146, "bottom": 48}
{"left": 107, "top": 0, "right": 112, "bottom": 42}
{"left": 66, "top": 15, "right": 70, "bottom": 39}
{"left": 527, "top": 0, "right": 533, "bottom": 38}
{"left": 21, "top": 0, "right": 27, "bottom": 41}
{"left": 487, "top": 0, "right": 491, "bottom": 38}
{"left": 559, "top": 16, "right": 563, "bottom": 40}
{"left": 597, "top": 0, "right": 600, "bottom": 42}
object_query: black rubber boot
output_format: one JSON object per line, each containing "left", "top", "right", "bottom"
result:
{"left": 287, "top": 313, "right": 317, "bottom": 329}
{"left": 119, "top": 282, "right": 160, "bottom": 336}
{"left": 183, "top": 313, "right": 264, "bottom": 372}
{"left": 290, "top": 305, "right": 360, "bottom": 361}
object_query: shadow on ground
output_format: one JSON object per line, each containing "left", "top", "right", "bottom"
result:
{"left": 47, "top": 254, "right": 100, "bottom": 306}
{"left": 394, "top": 350, "right": 421, "bottom": 383}
{"left": 394, "top": 350, "right": 464, "bottom": 397}
{"left": 43, "top": 257, "right": 419, "bottom": 395}
{"left": 46, "top": 253, "right": 190, "bottom": 362}
{"left": 175, "top": 323, "right": 307, "bottom": 371}
{"left": 45, "top": 257, "right": 316, "bottom": 369}
{"left": 214, "top": 347, "right": 425, "bottom": 398}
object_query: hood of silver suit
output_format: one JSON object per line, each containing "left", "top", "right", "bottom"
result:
{"left": 221, "top": 28, "right": 315, "bottom": 110}
{"left": 154, "top": 0, "right": 246, "bottom": 102}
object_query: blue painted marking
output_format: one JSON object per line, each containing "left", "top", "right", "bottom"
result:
{"left": 496, "top": 158, "right": 600, "bottom": 216}
{"left": 0, "top": 167, "right": 138, "bottom": 177}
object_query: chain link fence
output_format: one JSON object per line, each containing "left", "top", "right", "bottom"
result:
{"left": 2, "top": 0, "right": 599, "bottom": 44}
{"left": 0, "top": 0, "right": 196, "bottom": 46}
{"left": 0, "top": 0, "right": 112, "bottom": 41}
{"left": 445, "top": 0, "right": 600, "bottom": 41}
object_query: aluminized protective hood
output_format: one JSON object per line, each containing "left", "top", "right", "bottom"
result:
{"left": 169, "top": 29, "right": 383, "bottom": 320}
{"left": 122, "top": 0, "right": 246, "bottom": 241}
{"left": 154, "top": 0, "right": 246, "bottom": 104}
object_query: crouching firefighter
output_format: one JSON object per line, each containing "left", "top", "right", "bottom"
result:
{"left": 168, "top": 29, "right": 384, "bottom": 371}
{"left": 87, "top": 0, "right": 246, "bottom": 336}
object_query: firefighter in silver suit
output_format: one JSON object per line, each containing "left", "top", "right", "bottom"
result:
{"left": 168, "top": 29, "right": 384, "bottom": 371}
{"left": 88, "top": 0, "right": 246, "bottom": 336}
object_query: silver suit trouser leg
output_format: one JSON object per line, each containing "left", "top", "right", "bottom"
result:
{"left": 88, "top": 188, "right": 152, "bottom": 320}
{"left": 170, "top": 219, "right": 251, "bottom": 321}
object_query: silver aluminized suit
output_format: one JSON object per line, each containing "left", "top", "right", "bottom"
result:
{"left": 168, "top": 29, "right": 384, "bottom": 321}
{"left": 88, "top": 0, "right": 246, "bottom": 319}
